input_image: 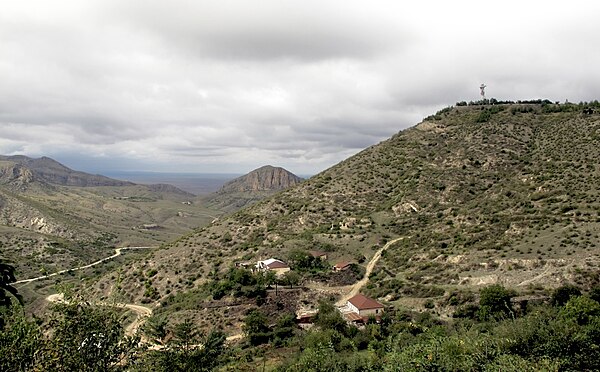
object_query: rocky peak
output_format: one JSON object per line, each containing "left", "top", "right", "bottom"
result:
{"left": 218, "top": 165, "right": 302, "bottom": 193}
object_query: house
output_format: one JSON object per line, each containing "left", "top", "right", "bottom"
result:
{"left": 309, "top": 250, "right": 328, "bottom": 261}
{"left": 333, "top": 261, "right": 352, "bottom": 272}
{"left": 347, "top": 294, "right": 384, "bottom": 318}
{"left": 255, "top": 258, "right": 291, "bottom": 276}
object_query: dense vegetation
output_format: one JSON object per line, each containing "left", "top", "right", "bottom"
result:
{"left": 2, "top": 283, "right": 600, "bottom": 370}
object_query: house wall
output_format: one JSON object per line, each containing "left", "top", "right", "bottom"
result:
{"left": 272, "top": 267, "right": 291, "bottom": 276}
{"left": 348, "top": 302, "right": 360, "bottom": 314}
{"left": 358, "top": 307, "right": 383, "bottom": 317}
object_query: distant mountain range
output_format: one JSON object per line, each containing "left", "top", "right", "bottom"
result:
{"left": 0, "top": 155, "right": 134, "bottom": 188}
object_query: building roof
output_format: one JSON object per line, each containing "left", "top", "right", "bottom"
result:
{"left": 333, "top": 261, "right": 352, "bottom": 269}
{"left": 348, "top": 294, "right": 384, "bottom": 310}
{"left": 260, "top": 258, "right": 289, "bottom": 269}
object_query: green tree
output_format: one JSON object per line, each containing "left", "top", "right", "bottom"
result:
{"left": 138, "top": 328, "right": 226, "bottom": 372}
{"left": 313, "top": 299, "right": 347, "bottom": 334}
{"left": 284, "top": 271, "right": 301, "bottom": 289}
{"left": 560, "top": 296, "right": 600, "bottom": 325}
{"left": 551, "top": 284, "right": 581, "bottom": 307}
{"left": 143, "top": 315, "right": 168, "bottom": 344}
{"left": 273, "top": 313, "right": 296, "bottom": 345}
{"left": 41, "top": 301, "right": 139, "bottom": 371}
{"left": 0, "top": 306, "right": 42, "bottom": 372}
{"left": 243, "top": 309, "right": 271, "bottom": 345}
{"left": 0, "top": 260, "right": 22, "bottom": 329}
{"left": 478, "top": 284, "right": 514, "bottom": 320}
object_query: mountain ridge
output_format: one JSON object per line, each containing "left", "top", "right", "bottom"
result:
{"left": 98, "top": 101, "right": 600, "bottom": 308}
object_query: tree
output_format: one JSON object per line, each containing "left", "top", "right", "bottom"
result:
{"left": 273, "top": 313, "right": 296, "bottom": 346}
{"left": 313, "top": 299, "right": 347, "bottom": 334}
{"left": 41, "top": 301, "right": 139, "bottom": 371}
{"left": 284, "top": 271, "right": 300, "bottom": 289}
{"left": 243, "top": 309, "right": 271, "bottom": 345}
{"left": 143, "top": 315, "right": 168, "bottom": 344}
{"left": 0, "top": 306, "right": 42, "bottom": 372}
{"left": 551, "top": 284, "right": 581, "bottom": 307}
{"left": 478, "top": 284, "right": 514, "bottom": 320}
{"left": 0, "top": 261, "right": 22, "bottom": 329}
{"left": 138, "top": 327, "right": 226, "bottom": 372}
{"left": 172, "top": 319, "right": 199, "bottom": 354}
{"left": 560, "top": 296, "right": 600, "bottom": 325}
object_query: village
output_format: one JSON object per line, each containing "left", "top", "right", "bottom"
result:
{"left": 250, "top": 249, "right": 386, "bottom": 328}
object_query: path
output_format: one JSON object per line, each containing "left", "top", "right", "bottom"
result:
{"left": 15, "top": 246, "right": 156, "bottom": 285}
{"left": 46, "top": 293, "right": 152, "bottom": 337}
{"left": 335, "top": 237, "right": 404, "bottom": 306}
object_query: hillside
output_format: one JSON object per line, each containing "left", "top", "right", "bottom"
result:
{"left": 204, "top": 165, "right": 303, "bottom": 211}
{"left": 95, "top": 102, "right": 600, "bottom": 315}
{"left": 0, "top": 156, "right": 222, "bottom": 280}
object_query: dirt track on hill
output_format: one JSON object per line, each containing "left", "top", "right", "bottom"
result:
{"left": 335, "top": 237, "right": 404, "bottom": 306}
{"left": 15, "top": 246, "right": 155, "bottom": 285}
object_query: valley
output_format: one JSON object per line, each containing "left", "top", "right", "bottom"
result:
{"left": 2, "top": 101, "right": 600, "bottom": 370}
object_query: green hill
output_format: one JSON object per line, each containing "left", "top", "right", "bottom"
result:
{"left": 97, "top": 102, "right": 600, "bottom": 310}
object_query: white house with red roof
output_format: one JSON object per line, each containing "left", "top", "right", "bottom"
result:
{"left": 346, "top": 294, "right": 384, "bottom": 318}
{"left": 255, "top": 258, "right": 291, "bottom": 276}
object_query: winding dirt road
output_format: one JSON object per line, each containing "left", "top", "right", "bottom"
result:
{"left": 335, "top": 237, "right": 404, "bottom": 306}
{"left": 15, "top": 246, "right": 155, "bottom": 285}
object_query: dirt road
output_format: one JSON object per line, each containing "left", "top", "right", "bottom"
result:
{"left": 335, "top": 237, "right": 404, "bottom": 306}
{"left": 46, "top": 293, "right": 152, "bottom": 337}
{"left": 15, "top": 246, "right": 155, "bottom": 285}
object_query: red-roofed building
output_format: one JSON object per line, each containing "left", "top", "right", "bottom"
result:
{"left": 255, "top": 258, "right": 291, "bottom": 276}
{"left": 333, "top": 261, "right": 352, "bottom": 272}
{"left": 347, "top": 294, "right": 384, "bottom": 317}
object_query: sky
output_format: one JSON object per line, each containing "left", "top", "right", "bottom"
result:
{"left": 2, "top": 1, "right": 600, "bottom": 175}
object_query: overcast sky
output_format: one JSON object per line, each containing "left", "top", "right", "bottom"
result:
{"left": 2, "top": 1, "right": 600, "bottom": 175}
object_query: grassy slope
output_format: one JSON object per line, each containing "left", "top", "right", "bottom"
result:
{"left": 101, "top": 104, "right": 600, "bottom": 308}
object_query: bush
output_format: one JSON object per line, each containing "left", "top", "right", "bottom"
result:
{"left": 478, "top": 285, "right": 515, "bottom": 320}
{"left": 551, "top": 285, "right": 581, "bottom": 307}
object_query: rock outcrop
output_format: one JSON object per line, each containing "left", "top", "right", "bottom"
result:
{"left": 218, "top": 165, "right": 302, "bottom": 193}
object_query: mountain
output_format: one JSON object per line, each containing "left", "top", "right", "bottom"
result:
{"left": 204, "top": 165, "right": 303, "bottom": 211}
{"left": 0, "top": 156, "right": 220, "bottom": 280}
{"left": 218, "top": 165, "right": 302, "bottom": 193}
{"left": 103, "top": 101, "right": 600, "bottom": 309}
{"left": 0, "top": 155, "right": 134, "bottom": 187}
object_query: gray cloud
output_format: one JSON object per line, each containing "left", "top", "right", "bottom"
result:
{"left": 1, "top": 1, "right": 600, "bottom": 175}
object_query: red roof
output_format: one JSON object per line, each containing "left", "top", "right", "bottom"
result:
{"left": 266, "top": 260, "right": 289, "bottom": 269}
{"left": 334, "top": 261, "right": 352, "bottom": 269}
{"left": 348, "top": 294, "right": 384, "bottom": 310}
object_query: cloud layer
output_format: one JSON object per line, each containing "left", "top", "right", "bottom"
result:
{"left": 2, "top": 1, "right": 600, "bottom": 174}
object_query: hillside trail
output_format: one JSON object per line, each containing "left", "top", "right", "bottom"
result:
{"left": 46, "top": 293, "right": 243, "bottom": 345}
{"left": 15, "top": 246, "right": 155, "bottom": 285}
{"left": 334, "top": 236, "right": 404, "bottom": 306}
{"left": 46, "top": 293, "right": 152, "bottom": 338}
